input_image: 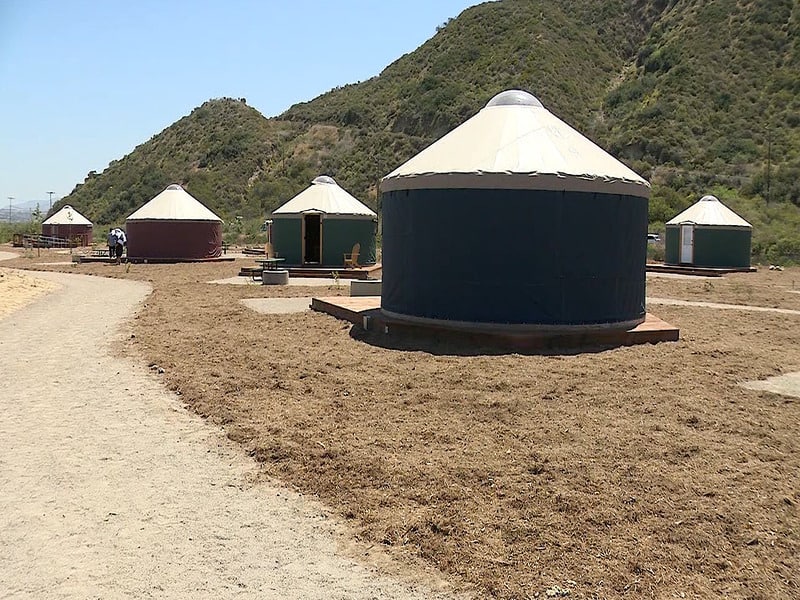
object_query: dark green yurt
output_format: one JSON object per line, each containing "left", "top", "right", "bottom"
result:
{"left": 665, "top": 195, "right": 752, "bottom": 268}
{"left": 380, "top": 90, "right": 651, "bottom": 331}
{"left": 270, "top": 176, "right": 377, "bottom": 267}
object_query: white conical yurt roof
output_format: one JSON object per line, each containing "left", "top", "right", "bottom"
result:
{"left": 272, "top": 176, "right": 376, "bottom": 217}
{"left": 42, "top": 204, "right": 92, "bottom": 226}
{"left": 666, "top": 195, "right": 751, "bottom": 227}
{"left": 381, "top": 90, "right": 650, "bottom": 198}
{"left": 126, "top": 184, "right": 222, "bottom": 221}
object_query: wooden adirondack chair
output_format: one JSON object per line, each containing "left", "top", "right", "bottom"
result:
{"left": 343, "top": 242, "right": 360, "bottom": 268}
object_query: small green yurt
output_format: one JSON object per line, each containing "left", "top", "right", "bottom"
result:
{"left": 270, "top": 176, "right": 377, "bottom": 267}
{"left": 665, "top": 195, "right": 752, "bottom": 268}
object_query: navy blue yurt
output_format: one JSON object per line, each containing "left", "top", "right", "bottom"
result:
{"left": 379, "top": 90, "right": 651, "bottom": 330}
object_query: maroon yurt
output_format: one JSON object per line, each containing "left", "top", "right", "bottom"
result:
{"left": 41, "top": 205, "right": 93, "bottom": 246}
{"left": 125, "top": 184, "right": 223, "bottom": 260}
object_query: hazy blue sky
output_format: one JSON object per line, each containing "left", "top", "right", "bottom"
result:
{"left": 1, "top": 0, "right": 476, "bottom": 210}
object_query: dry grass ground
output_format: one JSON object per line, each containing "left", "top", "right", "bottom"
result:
{"left": 5, "top": 248, "right": 799, "bottom": 599}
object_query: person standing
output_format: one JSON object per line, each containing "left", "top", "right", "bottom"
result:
{"left": 107, "top": 228, "right": 117, "bottom": 259}
{"left": 113, "top": 228, "right": 127, "bottom": 263}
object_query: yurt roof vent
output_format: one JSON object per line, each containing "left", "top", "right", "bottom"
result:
{"left": 485, "top": 89, "right": 543, "bottom": 108}
{"left": 166, "top": 184, "right": 184, "bottom": 191}
{"left": 312, "top": 175, "right": 337, "bottom": 185}
{"left": 700, "top": 194, "right": 718, "bottom": 202}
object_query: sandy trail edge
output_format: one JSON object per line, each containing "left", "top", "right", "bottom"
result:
{"left": 0, "top": 270, "right": 462, "bottom": 600}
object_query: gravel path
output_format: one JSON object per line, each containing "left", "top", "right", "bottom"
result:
{"left": 0, "top": 270, "right": 460, "bottom": 599}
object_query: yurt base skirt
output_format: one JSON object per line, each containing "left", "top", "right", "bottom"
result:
{"left": 380, "top": 308, "right": 645, "bottom": 333}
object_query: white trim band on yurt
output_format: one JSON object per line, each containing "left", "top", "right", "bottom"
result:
{"left": 380, "top": 90, "right": 650, "bottom": 198}
{"left": 272, "top": 176, "right": 376, "bottom": 219}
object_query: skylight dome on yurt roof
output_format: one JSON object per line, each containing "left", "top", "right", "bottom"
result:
{"left": 485, "top": 89, "right": 544, "bottom": 108}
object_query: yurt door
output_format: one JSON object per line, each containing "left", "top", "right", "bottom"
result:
{"left": 302, "top": 214, "right": 322, "bottom": 264}
{"left": 680, "top": 224, "right": 694, "bottom": 264}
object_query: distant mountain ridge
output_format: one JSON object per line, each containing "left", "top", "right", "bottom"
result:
{"left": 57, "top": 0, "right": 800, "bottom": 258}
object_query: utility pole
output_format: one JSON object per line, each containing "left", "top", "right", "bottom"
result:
{"left": 765, "top": 130, "right": 772, "bottom": 204}
{"left": 48, "top": 191, "right": 54, "bottom": 211}
{"left": 7, "top": 197, "right": 13, "bottom": 223}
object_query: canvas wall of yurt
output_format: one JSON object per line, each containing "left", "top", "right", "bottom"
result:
{"left": 41, "top": 205, "right": 93, "bottom": 246}
{"left": 380, "top": 89, "right": 651, "bottom": 330}
{"left": 270, "top": 176, "right": 377, "bottom": 267}
{"left": 125, "top": 184, "right": 223, "bottom": 261}
{"left": 664, "top": 195, "right": 752, "bottom": 268}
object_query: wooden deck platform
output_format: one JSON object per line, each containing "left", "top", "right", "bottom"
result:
{"left": 239, "top": 263, "right": 381, "bottom": 280}
{"left": 76, "top": 255, "right": 235, "bottom": 264}
{"left": 647, "top": 263, "right": 757, "bottom": 277}
{"left": 311, "top": 296, "right": 679, "bottom": 351}
{"left": 75, "top": 255, "right": 124, "bottom": 264}
{"left": 126, "top": 256, "right": 235, "bottom": 264}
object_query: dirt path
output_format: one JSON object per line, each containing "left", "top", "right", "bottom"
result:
{"left": 0, "top": 270, "right": 460, "bottom": 599}
{"left": 647, "top": 295, "right": 800, "bottom": 315}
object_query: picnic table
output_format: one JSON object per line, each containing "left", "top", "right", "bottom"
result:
{"left": 255, "top": 257, "right": 286, "bottom": 271}
{"left": 251, "top": 257, "right": 286, "bottom": 282}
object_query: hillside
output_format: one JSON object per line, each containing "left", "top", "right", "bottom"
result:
{"left": 54, "top": 0, "right": 800, "bottom": 259}
{"left": 278, "top": 0, "right": 656, "bottom": 205}
{"left": 58, "top": 99, "right": 302, "bottom": 225}
{"left": 601, "top": 0, "right": 800, "bottom": 188}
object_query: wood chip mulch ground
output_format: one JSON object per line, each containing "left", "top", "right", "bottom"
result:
{"left": 7, "top": 249, "right": 799, "bottom": 600}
